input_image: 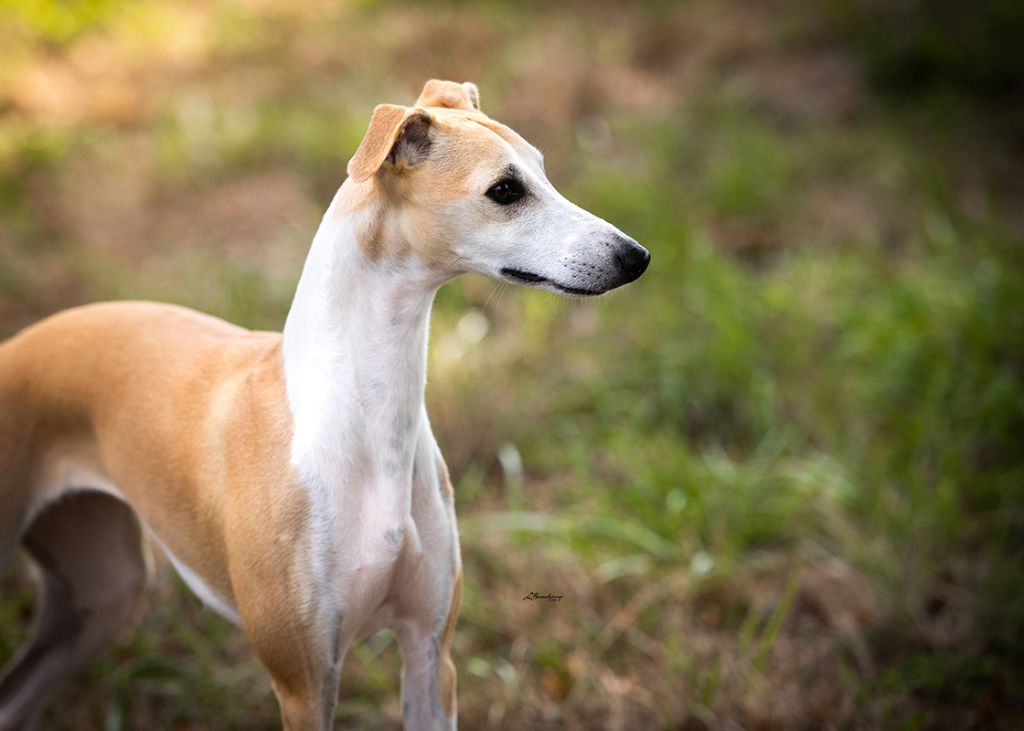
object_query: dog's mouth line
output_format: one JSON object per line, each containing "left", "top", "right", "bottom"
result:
{"left": 499, "top": 267, "right": 604, "bottom": 297}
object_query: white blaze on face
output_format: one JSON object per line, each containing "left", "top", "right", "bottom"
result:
{"left": 339, "top": 102, "right": 649, "bottom": 296}
{"left": 414, "top": 112, "right": 648, "bottom": 296}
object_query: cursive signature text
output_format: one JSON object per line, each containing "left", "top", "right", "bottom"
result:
{"left": 522, "top": 591, "right": 564, "bottom": 602}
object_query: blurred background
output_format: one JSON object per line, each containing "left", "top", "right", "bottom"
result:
{"left": 1, "top": 0, "right": 1022, "bottom": 728}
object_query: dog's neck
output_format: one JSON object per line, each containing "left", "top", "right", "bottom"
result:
{"left": 282, "top": 187, "right": 443, "bottom": 507}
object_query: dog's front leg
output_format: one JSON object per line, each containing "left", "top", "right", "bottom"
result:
{"left": 393, "top": 448, "right": 462, "bottom": 731}
{"left": 244, "top": 603, "right": 348, "bottom": 731}
{"left": 394, "top": 577, "right": 460, "bottom": 731}
{"left": 229, "top": 516, "right": 348, "bottom": 731}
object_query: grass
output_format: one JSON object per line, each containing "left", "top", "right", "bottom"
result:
{"left": 0, "top": 0, "right": 1022, "bottom": 728}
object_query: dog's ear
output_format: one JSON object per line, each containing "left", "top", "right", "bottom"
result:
{"left": 415, "top": 79, "right": 481, "bottom": 111}
{"left": 347, "top": 104, "right": 434, "bottom": 183}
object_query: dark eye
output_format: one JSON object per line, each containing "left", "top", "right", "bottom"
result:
{"left": 485, "top": 178, "right": 526, "bottom": 205}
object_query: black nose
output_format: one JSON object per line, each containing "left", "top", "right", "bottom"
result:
{"left": 613, "top": 237, "right": 651, "bottom": 282}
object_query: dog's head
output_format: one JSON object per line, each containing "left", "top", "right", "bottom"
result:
{"left": 341, "top": 79, "right": 649, "bottom": 296}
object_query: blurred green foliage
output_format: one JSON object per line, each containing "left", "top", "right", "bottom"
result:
{"left": 831, "top": 0, "right": 1024, "bottom": 96}
{"left": 1, "top": 0, "right": 123, "bottom": 45}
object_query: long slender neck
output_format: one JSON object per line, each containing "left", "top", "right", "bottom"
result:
{"left": 282, "top": 191, "right": 441, "bottom": 498}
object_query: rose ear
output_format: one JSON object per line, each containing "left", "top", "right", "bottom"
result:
{"left": 415, "top": 79, "right": 480, "bottom": 111}
{"left": 347, "top": 104, "right": 434, "bottom": 183}
{"left": 462, "top": 82, "right": 480, "bottom": 110}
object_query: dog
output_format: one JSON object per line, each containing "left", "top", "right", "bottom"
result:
{"left": 0, "top": 79, "right": 649, "bottom": 730}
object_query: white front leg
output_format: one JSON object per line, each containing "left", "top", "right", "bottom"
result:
{"left": 397, "top": 624, "right": 458, "bottom": 731}
{"left": 393, "top": 428, "right": 461, "bottom": 730}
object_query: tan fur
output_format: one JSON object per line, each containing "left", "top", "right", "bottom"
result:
{"left": 0, "top": 302, "right": 302, "bottom": 597}
{"left": 438, "top": 568, "right": 462, "bottom": 716}
{"left": 347, "top": 104, "right": 433, "bottom": 183}
{"left": 415, "top": 79, "right": 479, "bottom": 111}
{"left": 343, "top": 103, "right": 539, "bottom": 267}
{"left": 436, "top": 456, "right": 456, "bottom": 504}
{"left": 0, "top": 303, "right": 330, "bottom": 696}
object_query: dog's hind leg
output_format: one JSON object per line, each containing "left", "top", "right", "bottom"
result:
{"left": 0, "top": 491, "right": 148, "bottom": 731}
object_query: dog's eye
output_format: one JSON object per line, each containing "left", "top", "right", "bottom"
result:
{"left": 485, "top": 178, "right": 526, "bottom": 205}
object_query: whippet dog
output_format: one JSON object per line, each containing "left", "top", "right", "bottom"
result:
{"left": 0, "top": 79, "right": 649, "bottom": 730}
